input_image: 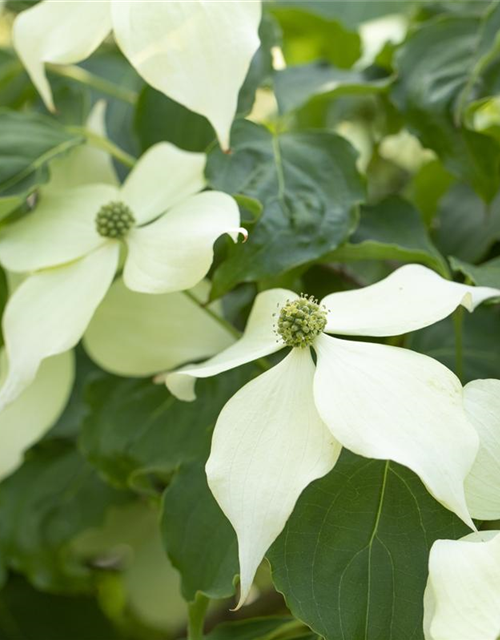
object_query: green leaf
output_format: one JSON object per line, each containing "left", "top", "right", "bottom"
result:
{"left": 434, "top": 184, "right": 500, "bottom": 263}
{"left": 269, "top": 7, "right": 361, "bottom": 68}
{"left": 274, "top": 63, "right": 391, "bottom": 114}
{"left": 327, "top": 195, "right": 448, "bottom": 275}
{"left": 0, "top": 575, "right": 122, "bottom": 640}
{"left": 268, "top": 451, "right": 468, "bottom": 640}
{"left": 450, "top": 255, "right": 500, "bottom": 288}
{"left": 207, "top": 120, "right": 365, "bottom": 297}
{"left": 134, "top": 86, "right": 215, "bottom": 153}
{"left": 204, "top": 617, "right": 296, "bottom": 640}
{"left": 80, "top": 367, "right": 256, "bottom": 490}
{"left": 410, "top": 306, "right": 500, "bottom": 382}
{"left": 161, "top": 461, "right": 238, "bottom": 601}
{"left": 271, "top": 1, "right": 416, "bottom": 29}
{"left": 0, "top": 109, "right": 84, "bottom": 218}
{"left": 0, "top": 443, "right": 128, "bottom": 593}
{"left": 0, "top": 50, "right": 32, "bottom": 110}
{"left": 392, "top": 12, "right": 500, "bottom": 200}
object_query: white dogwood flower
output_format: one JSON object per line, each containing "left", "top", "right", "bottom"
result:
{"left": 0, "top": 141, "right": 240, "bottom": 410}
{"left": 13, "top": 0, "right": 261, "bottom": 149}
{"left": 0, "top": 349, "right": 73, "bottom": 482}
{"left": 463, "top": 378, "right": 500, "bottom": 520}
{"left": 424, "top": 530, "right": 500, "bottom": 640}
{"left": 165, "top": 265, "right": 500, "bottom": 607}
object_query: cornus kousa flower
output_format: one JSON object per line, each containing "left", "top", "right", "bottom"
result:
{"left": 424, "top": 531, "right": 500, "bottom": 640}
{"left": 164, "top": 265, "right": 500, "bottom": 607}
{"left": 0, "top": 141, "right": 241, "bottom": 410}
{"left": 13, "top": 0, "right": 261, "bottom": 149}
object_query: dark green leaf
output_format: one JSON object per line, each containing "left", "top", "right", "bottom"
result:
{"left": 161, "top": 461, "right": 238, "bottom": 601}
{"left": 434, "top": 184, "right": 500, "bottom": 263}
{"left": 392, "top": 12, "right": 500, "bottom": 200}
{"left": 410, "top": 306, "right": 500, "bottom": 382}
{"left": 450, "top": 255, "right": 500, "bottom": 288}
{"left": 204, "top": 617, "right": 297, "bottom": 640}
{"left": 0, "top": 443, "right": 127, "bottom": 593}
{"left": 135, "top": 86, "right": 215, "bottom": 153}
{"left": 80, "top": 367, "right": 256, "bottom": 490}
{"left": 0, "top": 575, "right": 122, "bottom": 640}
{"left": 0, "top": 109, "right": 84, "bottom": 218}
{"left": 208, "top": 120, "right": 365, "bottom": 297}
{"left": 274, "top": 63, "right": 391, "bottom": 114}
{"left": 327, "top": 195, "right": 448, "bottom": 275}
{"left": 0, "top": 50, "right": 32, "bottom": 109}
{"left": 269, "top": 7, "right": 361, "bottom": 68}
{"left": 268, "top": 451, "right": 468, "bottom": 640}
{"left": 270, "top": 1, "right": 416, "bottom": 29}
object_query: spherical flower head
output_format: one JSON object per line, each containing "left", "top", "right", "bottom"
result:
{"left": 276, "top": 295, "right": 327, "bottom": 348}
{"left": 95, "top": 201, "right": 135, "bottom": 239}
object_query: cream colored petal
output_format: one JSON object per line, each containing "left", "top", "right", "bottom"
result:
{"left": 0, "top": 351, "right": 74, "bottom": 481}
{"left": 111, "top": 0, "right": 261, "bottom": 149}
{"left": 13, "top": 0, "right": 112, "bottom": 111}
{"left": 322, "top": 264, "right": 500, "bottom": 337}
{"left": 313, "top": 334, "right": 478, "bottom": 528}
{"left": 464, "top": 379, "right": 500, "bottom": 520}
{"left": 166, "top": 288, "right": 296, "bottom": 401}
{"left": 0, "top": 184, "right": 117, "bottom": 272}
{"left": 47, "top": 100, "right": 119, "bottom": 191}
{"left": 0, "top": 243, "right": 119, "bottom": 410}
{"left": 121, "top": 143, "right": 206, "bottom": 225}
{"left": 206, "top": 348, "right": 341, "bottom": 608}
{"left": 84, "top": 278, "right": 233, "bottom": 377}
{"left": 123, "top": 191, "right": 240, "bottom": 294}
{"left": 424, "top": 531, "right": 500, "bottom": 640}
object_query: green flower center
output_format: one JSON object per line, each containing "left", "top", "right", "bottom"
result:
{"left": 276, "top": 295, "right": 327, "bottom": 348}
{"left": 95, "top": 201, "right": 136, "bottom": 239}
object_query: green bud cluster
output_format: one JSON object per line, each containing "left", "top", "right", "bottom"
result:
{"left": 276, "top": 295, "right": 327, "bottom": 348}
{"left": 95, "top": 201, "right": 136, "bottom": 239}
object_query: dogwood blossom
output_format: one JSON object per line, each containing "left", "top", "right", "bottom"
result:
{"left": 13, "top": 0, "right": 261, "bottom": 149}
{"left": 463, "top": 378, "right": 500, "bottom": 520}
{"left": 0, "top": 141, "right": 240, "bottom": 410}
{"left": 424, "top": 531, "right": 500, "bottom": 640}
{"left": 0, "top": 349, "right": 73, "bottom": 481}
{"left": 165, "top": 265, "right": 500, "bottom": 606}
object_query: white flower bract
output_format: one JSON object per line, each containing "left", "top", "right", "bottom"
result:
{"left": 165, "top": 264, "right": 500, "bottom": 607}
{"left": 0, "top": 139, "right": 240, "bottom": 410}
{"left": 12, "top": 0, "right": 262, "bottom": 149}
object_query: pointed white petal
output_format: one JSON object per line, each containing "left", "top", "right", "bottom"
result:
{"left": 84, "top": 278, "right": 234, "bottom": 377}
{"left": 0, "top": 184, "right": 117, "bottom": 272}
{"left": 123, "top": 191, "right": 240, "bottom": 294}
{"left": 111, "top": 0, "right": 261, "bottom": 149}
{"left": 322, "top": 264, "right": 500, "bottom": 337}
{"left": 121, "top": 143, "right": 206, "bottom": 225}
{"left": 166, "top": 288, "right": 296, "bottom": 401}
{"left": 47, "top": 100, "right": 119, "bottom": 191}
{"left": 13, "top": 0, "right": 112, "bottom": 111}
{"left": 464, "top": 379, "right": 500, "bottom": 520}
{"left": 0, "top": 351, "right": 74, "bottom": 481}
{"left": 313, "top": 334, "right": 478, "bottom": 527}
{"left": 0, "top": 243, "right": 119, "bottom": 409}
{"left": 206, "top": 348, "right": 341, "bottom": 608}
{"left": 424, "top": 532, "right": 500, "bottom": 640}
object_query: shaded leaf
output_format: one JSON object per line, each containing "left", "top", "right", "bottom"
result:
{"left": 0, "top": 443, "right": 128, "bottom": 593}
{"left": 80, "top": 367, "right": 256, "bottom": 490}
{"left": 410, "top": 305, "right": 500, "bottom": 382}
{"left": 268, "top": 451, "right": 468, "bottom": 640}
{"left": 327, "top": 195, "right": 448, "bottom": 275}
{"left": 161, "top": 461, "right": 238, "bottom": 601}
{"left": 274, "top": 62, "right": 391, "bottom": 114}
{"left": 0, "top": 110, "right": 84, "bottom": 218}
{"left": 450, "top": 255, "right": 500, "bottom": 288}
{"left": 208, "top": 120, "right": 364, "bottom": 297}
{"left": 392, "top": 10, "right": 500, "bottom": 200}
{"left": 204, "top": 617, "right": 299, "bottom": 640}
